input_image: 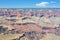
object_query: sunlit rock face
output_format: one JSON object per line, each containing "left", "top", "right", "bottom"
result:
{"left": 0, "top": 8, "right": 60, "bottom": 40}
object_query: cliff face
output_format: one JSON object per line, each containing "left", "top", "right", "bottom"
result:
{"left": 0, "top": 8, "right": 60, "bottom": 37}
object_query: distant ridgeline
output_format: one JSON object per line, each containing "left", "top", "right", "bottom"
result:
{"left": 0, "top": 8, "right": 60, "bottom": 17}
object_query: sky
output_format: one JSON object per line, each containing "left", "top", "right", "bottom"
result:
{"left": 0, "top": 0, "right": 60, "bottom": 8}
